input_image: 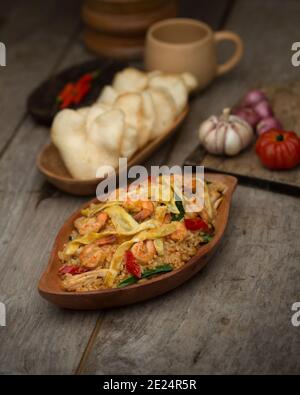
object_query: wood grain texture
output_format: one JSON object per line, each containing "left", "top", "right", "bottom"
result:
{"left": 179, "top": 0, "right": 234, "bottom": 30}
{"left": 0, "top": 0, "right": 82, "bottom": 156}
{"left": 167, "top": 0, "right": 300, "bottom": 167}
{"left": 79, "top": 0, "right": 300, "bottom": 374}
{"left": 186, "top": 83, "right": 300, "bottom": 194}
{"left": 0, "top": 121, "right": 101, "bottom": 374}
{"left": 0, "top": 0, "right": 234, "bottom": 374}
{"left": 0, "top": 0, "right": 99, "bottom": 375}
{"left": 81, "top": 184, "right": 300, "bottom": 374}
{"left": 142, "top": 0, "right": 233, "bottom": 170}
{"left": 1, "top": 0, "right": 299, "bottom": 376}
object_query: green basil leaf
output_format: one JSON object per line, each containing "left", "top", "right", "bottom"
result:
{"left": 171, "top": 200, "right": 185, "bottom": 221}
{"left": 142, "top": 264, "right": 173, "bottom": 278}
{"left": 117, "top": 264, "right": 173, "bottom": 288}
{"left": 117, "top": 276, "right": 138, "bottom": 288}
{"left": 201, "top": 233, "right": 213, "bottom": 243}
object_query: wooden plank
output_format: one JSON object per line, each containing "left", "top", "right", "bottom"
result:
{"left": 167, "top": 0, "right": 300, "bottom": 167}
{"left": 0, "top": 105, "right": 100, "bottom": 372}
{"left": 80, "top": 184, "right": 300, "bottom": 374}
{"left": 179, "top": 0, "right": 234, "bottom": 29}
{"left": 80, "top": 0, "right": 300, "bottom": 374}
{"left": 143, "top": 0, "right": 233, "bottom": 170}
{"left": 185, "top": 82, "right": 300, "bottom": 195}
{"left": 0, "top": 1, "right": 99, "bottom": 374}
{"left": 0, "top": 0, "right": 233, "bottom": 374}
{"left": 0, "top": 0, "right": 82, "bottom": 156}
{"left": 2, "top": 0, "right": 298, "bottom": 375}
{"left": 0, "top": 191, "right": 101, "bottom": 374}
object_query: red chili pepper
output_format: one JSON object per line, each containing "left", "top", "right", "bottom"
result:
{"left": 78, "top": 73, "right": 93, "bottom": 84}
{"left": 125, "top": 251, "right": 141, "bottom": 278}
{"left": 59, "top": 95, "right": 74, "bottom": 109}
{"left": 184, "top": 218, "right": 209, "bottom": 232}
{"left": 58, "top": 264, "right": 88, "bottom": 276}
{"left": 73, "top": 82, "right": 91, "bottom": 104}
{"left": 58, "top": 83, "right": 74, "bottom": 102}
{"left": 56, "top": 72, "right": 95, "bottom": 109}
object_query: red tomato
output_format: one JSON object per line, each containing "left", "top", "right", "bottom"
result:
{"left": 125, "top": 251, "right": 141, "bottom": 278}
{"left": 256, "top": 129, "right": 300, "bottom": 170}
{"left": 184, "top": 218, "right": 209, "bottom": 232}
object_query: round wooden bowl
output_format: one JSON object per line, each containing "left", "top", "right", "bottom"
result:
{"left": 85, "top": 0, "right": 166, "bottom": 14}
{"left": 82, "top": 0, "right": 178, "bottom": 59}
{"left": 83, "top": 28, "right": 144, "bottom": 60}
{"left": 82, "top": 0, "right": 179, "bottom": 36}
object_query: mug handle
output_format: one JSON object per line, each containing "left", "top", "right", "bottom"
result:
{"left": 214, "top": 31, "right": 244, "bottom": 76}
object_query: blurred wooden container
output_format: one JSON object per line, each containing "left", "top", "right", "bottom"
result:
{"left": 82, "top": 0, "right": 178, "bottom": 59}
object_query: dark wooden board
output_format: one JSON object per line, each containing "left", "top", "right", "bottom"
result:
{"left": 184, "top": 82, "right": 300, "bottom": 195}
{"left": 27, "top": 58, "right": 128, "bottom": 125}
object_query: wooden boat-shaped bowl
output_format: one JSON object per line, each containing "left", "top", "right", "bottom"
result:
{"left": 38, "top": 173, "right": 237, "bottom": 310}
{"left": 37, "top": 106, "right": 188, "bottom": 196}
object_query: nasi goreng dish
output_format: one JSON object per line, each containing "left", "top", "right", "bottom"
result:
{"left": 58, "top": 176, "right": 227, "bottom": 291}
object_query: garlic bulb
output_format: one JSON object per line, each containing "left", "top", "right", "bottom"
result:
{"left": 198, "top": 108, "right": 253, "bottom": 156}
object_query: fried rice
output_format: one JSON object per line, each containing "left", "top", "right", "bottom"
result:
{"left": 57, "top": 176, "right": 226, "bottom": 292}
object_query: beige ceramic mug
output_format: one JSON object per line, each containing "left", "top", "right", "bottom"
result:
{"left": 145, "top": 18, "right": 243, "bottom": 90}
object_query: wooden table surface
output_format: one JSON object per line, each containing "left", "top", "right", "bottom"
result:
{"left": 0, "top": 0, "right": 299, "bottom": 374}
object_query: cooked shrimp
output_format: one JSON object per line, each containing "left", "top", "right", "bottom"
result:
{"left": 79, "top": 244, "right": 106, "bottom": 269}
{"left": 95, "top": 235, "right": 117, "bottom": 246}
{"left": 133, "top": 201, "right": 154, "bottom": 222}
{"left": 122, "top": 199, "right": 154, "bottom": 222}
{"left": 79, "top": 235, "right": 116, "bottom": 269}
{"left": 169, "top": 222, "right": 187, "bottom": 241}
{"left": 122, "top": 198, "right": 142, "bottom": 213}
{"left": 163, "top": 213, "right": 172, "bottom": 224}
{"left": 131, "top": 240, "right": 156, "bottom": 263}
{"left": 74, "top": 212, "right": 108, "bottom": 235}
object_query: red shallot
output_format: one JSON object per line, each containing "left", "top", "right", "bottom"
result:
{"left": 256, "top": 117, "right": 283, "bottom": 136}
{"left": 242, "top": 90, "right": 267, "bottom": 107}
{"left": 253, "top": 100, "right": 274, "bottom": 120}
{"left": 233, "top": 106, "right": 260, "bottom": 128}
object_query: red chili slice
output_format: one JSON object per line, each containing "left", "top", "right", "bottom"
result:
{"left": 58, "top": 265, "right": 88, "bottom": 276}
{"left": 125, "top": 251, "right": 141, "bottom": 278}
{"left": 56, "top": 72, "right": 94, "bottom": 109}
{"left": 184, "top": 218, "right": 209, "bottom": 232}
{"left": 78, "top": 73, "right": 93, "bottom": 84}
{"left": 73, "top": 82, "right": 91, "bottom": 104}
{"left": 58, "top": 83, "right": 74, "bottom": 101}
{"left": 59, "top": 94, "right": 74, "bottom": 109}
